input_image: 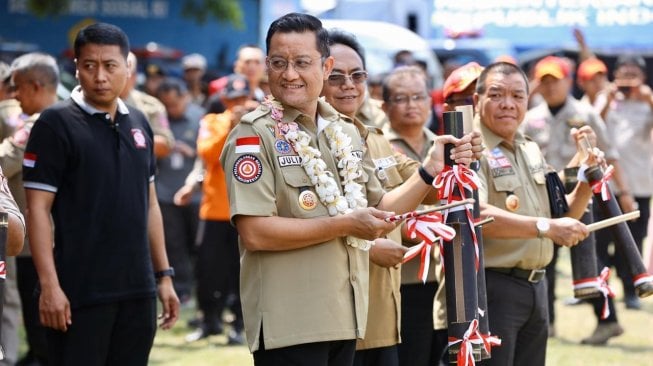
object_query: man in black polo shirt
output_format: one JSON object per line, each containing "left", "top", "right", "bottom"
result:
{"left": 22, "top": 22, "right": 179, "bottom": 365}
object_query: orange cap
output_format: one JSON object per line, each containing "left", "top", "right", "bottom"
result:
{"left": 442, "top": 61, "right": 484, "bottom": 100}
{"left": 534, "top": 56, "right": 571, "bottom": 80}
{"left": 577, "top": 57, "right": 607, "bottom": 82}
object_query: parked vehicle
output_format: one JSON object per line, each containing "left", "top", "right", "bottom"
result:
{"left": 321, "top": 19, "right": 444, "bottom": 88}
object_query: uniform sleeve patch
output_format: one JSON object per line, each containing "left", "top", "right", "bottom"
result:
{"left": 235, "top": 136, "right": 261, "bottom": 154}
{"left": 233, "top": 154, "right": 263, "bottom": 184}
{"left": 23, "top": 152, "right": 37, "bottom": 168}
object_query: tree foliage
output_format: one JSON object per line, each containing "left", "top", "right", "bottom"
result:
{"left": 26, "top": 0, "right": 244, "bottom": 28}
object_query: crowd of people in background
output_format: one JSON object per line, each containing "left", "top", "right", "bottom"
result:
{"left": 0, "top": 13, "right": 650, "bottom": 366}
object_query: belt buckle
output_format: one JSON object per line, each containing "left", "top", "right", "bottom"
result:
{"left": 528, "top": 269, "right": 546, "bottom": 283}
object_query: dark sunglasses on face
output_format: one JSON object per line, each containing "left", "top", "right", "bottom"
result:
{"left": 327, "top": 71, "right": 368, "bottom": 86}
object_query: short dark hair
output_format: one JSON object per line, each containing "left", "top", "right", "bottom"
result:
{"left": 327, "top": 29, "right": 366, "bottom": 69}
{"left": 156, "top": 77, "right": 188, "bottom": 97}
{"left": 476, "top": 62, "right": 529, "bottom": 95}
{"left": 265, "top": 13, "right": 330, "bottom": 58}
{"left": 382, "top": 65, "right": 427, "bottom": 103}
{"left": 615, "top": 54, "right": 646, "bottom": 72}
{"left": 74, "top": 22, "right": 129, "bottom": 60}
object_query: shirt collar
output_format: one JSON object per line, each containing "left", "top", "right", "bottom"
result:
{"left": 71, "top": 86, "right": 129, "bottom": 116}
{"left": 480, "top": 120, "right": 527, "bottom": 151}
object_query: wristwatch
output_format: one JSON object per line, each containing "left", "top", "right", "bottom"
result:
{"left": 536, "top": 218, "right": 550, "bottom": 238}
{"left": 155, "top": 267, "right": 175, "bottom": 281}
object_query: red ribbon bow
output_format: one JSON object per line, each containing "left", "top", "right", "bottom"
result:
{"left": 591, "top": 165, "right": 614, "bottom": 201}
{"left": 403, "top": 213, "right": 456, "bottom": 283}
{"left": 448, "top": 319, "right": 482, "bottom": 366}
{"left": 433, "top": 165, "right": 481, "bottom": 270}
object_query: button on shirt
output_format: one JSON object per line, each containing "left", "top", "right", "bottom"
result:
{"left": 478, "top": 123, "right": 553, "bottom": 269}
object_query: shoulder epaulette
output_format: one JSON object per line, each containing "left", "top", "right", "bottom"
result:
{"left": 366, "top": 126, "right": 384, "bottom": 135}
{"left": 241, "top": 106, "right": 271, "bottom": 124}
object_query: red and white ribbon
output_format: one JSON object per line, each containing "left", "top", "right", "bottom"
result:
{"left": 480, "top": 333, "right": 502, "bottom": 355}
{"left": 434, "top": 165, "right": 481, "bottom": 269}
{"left": 447, "top": 319, "right": 482, "bottom": 366}
{"left": 597, "top": 267, "right": 616, "bottom": 319}
{"left": 403, "top": 213, "right": 456, "bottom": 283}
{"left": 590, "top": 165, "right": 614, "bottom": 201}
{"left": 633, "top": 272, "right": 653, "bottom": 287}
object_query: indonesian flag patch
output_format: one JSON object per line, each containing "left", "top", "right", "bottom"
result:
{"left": 0, "top": 261, "right": 6, "bottom": 279}
{"left": 235, "top": 136, "right": 261, "bottom": 154}
{"left": 131, "top": 129, "right": 147, "bottom": 149}
{"left": 23, "top": 152, "right": 37, "bottom": 168}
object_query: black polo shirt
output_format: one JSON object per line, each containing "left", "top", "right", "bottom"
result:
{"left": 23, "top": 87, "right": 157, "bottom": 309}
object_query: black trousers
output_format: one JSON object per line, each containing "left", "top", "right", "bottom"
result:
{"left": 16, "top": 256, "right": 49, "bottom": 364}
{"left": 354, "top": 345, "right": 399, "bottom": 366}
{"left": 398, "top": 282, "right": 438, "bottom": 366}
{"left": 480, "top": 270, "right": 548, "bottom": 366}
{"left": 160, "top": 202, "right": 199, "bottom": 299}
{"left": 195, "top": 220, "right": 242, "bottom": 332}
{"left": 254, "top": 327, "right": 356, "bottom": 366}
{"left": 46, "top": 297, "right": 157, "bottom": 366}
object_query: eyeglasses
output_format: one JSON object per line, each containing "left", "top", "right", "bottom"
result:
{"left": 388, "top": 93, "right": 428, "bottom": 105}
{"left": 327, "top": 71, "right": 368, "bottom": 86}
{"left": 267, "top": 56, "right": 322, "bottom": 73}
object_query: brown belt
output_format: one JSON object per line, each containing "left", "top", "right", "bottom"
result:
{"left": 487, "top": 267, "right": 546, "bottom": 283}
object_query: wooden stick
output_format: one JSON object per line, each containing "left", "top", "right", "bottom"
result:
{"left": 586, "top": 210, "right": 640, "bottom": 232}
{"left": 474, "top": 217, "right": 494, "bottom": 227}
{"left": 385, "top": 198, "right": 475, "bottom": 223}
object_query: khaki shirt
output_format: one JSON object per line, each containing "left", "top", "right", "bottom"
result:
{"left": 351, "top": 119, "right": 418, "bottom": 349}
{"left": 0, "top": 113, "right": 35, "bottom": 256}
{"left": 383, "top": 126, "right": 440, "bottom": 284}
{"left": 478, "top": 123, "right": 553, "bottom": 269}
{"left": 220, "top": 99, "right": 385, "bottom": 352}
{"left": 0, "top": 99, "right": 22, "bottom": 141}
{"left": 356, "top": 96, "right": 389, "bottom": 130}
{"left": 124, "top": 89, "right": 175, "bottom": 149}
{"left": 522, "top": 96, "right": 618, "bottom": 170}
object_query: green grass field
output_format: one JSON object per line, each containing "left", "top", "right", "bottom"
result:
{"left": 148, "top": 246, "right": 653, "bottom": 366}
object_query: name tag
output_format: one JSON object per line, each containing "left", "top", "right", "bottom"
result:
{"left": 278, "top": 155, "right": 302, "bottom": 167}
{"left": 373, "top": 156, "right": 397, "bottom": 170}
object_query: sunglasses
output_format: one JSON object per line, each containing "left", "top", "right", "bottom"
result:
{"left": 327, "top": 71, "right": 368, "bottom": 86}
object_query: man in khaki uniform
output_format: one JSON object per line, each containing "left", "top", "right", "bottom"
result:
{"left": 475, "top": 62, "right": 596, "bottom": 366}
{"left": 121, "top": 52, "right": 175, "bottom": 157}
{"left": 0, "top": 62, "right": 21, "bottom": 141}
{"left": 1, "top": 52, "right": 59, "bottom": 365}
{"left": 321, "top": 30, "right": 466, "bottom": 366}
{"left": 220, "top": 13, "right": 476, "bottom": 366}
{"left": 378, "top": 66, "right": 442, "bottom": 366}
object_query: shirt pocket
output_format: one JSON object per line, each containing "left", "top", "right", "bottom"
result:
{"left": 280, "top": 166, "right": 330, "bottom": 219}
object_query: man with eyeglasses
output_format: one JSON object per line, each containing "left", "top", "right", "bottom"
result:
{"left": 378, "top": 65, "right": 444, "bottom": 366}
{"left": 320, "top": 30, "right": 474, "bottom": 366}
{"left": 220, "top": 13, "right": 479, "bottom": 366}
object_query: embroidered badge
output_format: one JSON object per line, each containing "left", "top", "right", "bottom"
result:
{"left": 278, "top": 155, "right": 302, "bottom": 167}
{"left": 131, "top": 129, "right": 147, "bottom": 149}
{"left": 275, "top": 139, "right": 292, "bottom": 154}
{"left": 233, "top": 154, "right": 262, "bottom": 184}
{"left": 487, "top": 147, "right": 515, "bottom": 177}
{"left": 298, "top": 189, "right": 318, "bottom": 210}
